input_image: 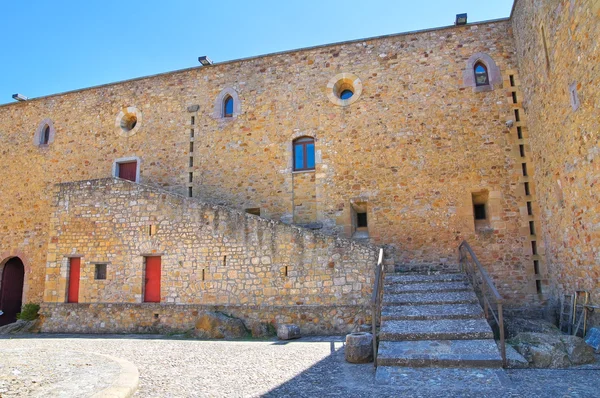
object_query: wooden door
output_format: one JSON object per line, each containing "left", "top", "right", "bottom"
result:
{"left": 67, "top": 258, "right": 80, "bottom": 303}
{"left": 0, "top": 258, "right": 25, "bottom": 326}
{"left": 118, "top": 161, "right": 137, "bottom": 182}
{"left": 144, "top": 256, "right": 161, "bottom": 303}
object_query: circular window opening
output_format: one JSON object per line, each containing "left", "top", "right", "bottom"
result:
{"left": 339, "top": 89, "right": 354, "bottom": 100}
{"left": 120, "top": 113, "right": 137, "bottom": 132}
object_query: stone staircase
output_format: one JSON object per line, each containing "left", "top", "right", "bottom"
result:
{"left": 376, "top": 272, "right": 503, "bottom": 369}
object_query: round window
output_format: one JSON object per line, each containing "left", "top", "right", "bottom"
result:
{"left": 339, "top": 89, "right": 354, "bottom": 100}
{"left": 115, "top": 106, "right": 142, "bottom": 137}
{"left": 327, "top": 73, "right": 362, "bottom": 106}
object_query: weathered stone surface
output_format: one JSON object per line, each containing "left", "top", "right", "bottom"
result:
{"left": 504, "top": 317, "right": 562, "bottom": 339}
{"left": 345, "top": 332, "right": 373, "bottom": 364}
{"left": 0, "top": 320, "right": 38, "bottom": 335}
{"left": 585, "top": 328, "right": 600, "bottom": 352}
{"left": 277, "top": 324, "right": 301, "bottom": 340}
{"left": 510, "top": 332, "right": 596, "bottom": 368}
{"left": 194, "top": 312, "right": 248, "bottom": 339}
{"left": 502, "top": 342, "right": 529, "bottom": 369}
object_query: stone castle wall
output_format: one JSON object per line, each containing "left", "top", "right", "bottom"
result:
{"left": 512, "top": 0, "right": 600, "bottom": 324}
{"left": 40, "top": 178, "right": 378, "bottom": 332}
{"left": 0, "top": 19, "right": 542, "bottom": 308}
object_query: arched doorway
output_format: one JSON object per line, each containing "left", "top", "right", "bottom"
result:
{"left": 0, "top": 257, "right": 25, "bottom": 326}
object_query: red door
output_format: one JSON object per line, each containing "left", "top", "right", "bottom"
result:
{"left": 144, "top": 257, "right": 161, "bottom": 303}
{"left": 68, "top": 258, "right": 80, "bottom": 303}
{"left": 118, "top": 161, "right": 137, "bottom": 182}
{"left": 0, "top": 258, "right": 25, "bottom": 326}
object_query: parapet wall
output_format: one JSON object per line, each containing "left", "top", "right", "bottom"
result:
{"left": 41, "top": 178, "right": 379, "bottom": 333}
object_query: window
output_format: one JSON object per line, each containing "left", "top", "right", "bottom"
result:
{"left": 340, "top": 89, "right": 354, "bottom": 100}
{"left": 472, "top": 191, "right": 489, "bottom": 230}
{"left": 95, "top": 264, "right": 107, "bottom": 280}
{"left": 293, "top": 137, "right": 315, "bottom": 171}
{"left": 245, "top": 208, "right": 261, "bottom": 216}
{"left": 473, "top": 204, "right": 486, "bottom": 220}
{"left": 40, "top": 125, "right": 50, "bottom": 145}
{"left": 357, "top": 212, "right": 368, "bottom": 228}
{"left": 224, "top": 96, "right": 234, "bottom": 117}
{"left": 474, "top": 63, "right": 489, "bottom": 86}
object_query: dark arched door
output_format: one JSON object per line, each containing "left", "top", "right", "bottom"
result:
{"left": 0, "top": 258, "right": 25, "bottom": 326}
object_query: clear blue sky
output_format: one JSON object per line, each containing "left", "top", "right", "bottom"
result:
{"left": 0, "top": 0, "right": 513, "bottom": 105}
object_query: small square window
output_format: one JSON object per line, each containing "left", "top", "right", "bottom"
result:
{"left": 95, "top": 264, "right": 107, "bottom": 280}
{"left": 473, "top": 204, "right": 487, "bottom": 220}
{"left": 245, "top": 208, "right": 260, "bottom": 216}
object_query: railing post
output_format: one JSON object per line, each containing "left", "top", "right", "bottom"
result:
{"left": 482, "top": 283, "right": 489, "bottom": 319}
{"left": 498, "top": 302, "right": 506, "bottom": 368}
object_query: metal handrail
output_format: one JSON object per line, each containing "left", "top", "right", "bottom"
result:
{"left": 458, "top": 240, "right": 506, "bottom": 367}
{"left": 371, "top": 248, "right": 384, "bottom": 367}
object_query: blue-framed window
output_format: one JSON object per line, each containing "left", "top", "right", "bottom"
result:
{"left": 224, "top": 96, "right": 234, "bottom": 117}
{"left": 293, "top": 137, "right": 315, "bottom": 171}
{"left": 474, "top": 63, "right": 489, "bottom": 86}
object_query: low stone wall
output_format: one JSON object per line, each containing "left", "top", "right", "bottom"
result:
{"left": 40, "top": 303, "right": 370, "bottom": 336}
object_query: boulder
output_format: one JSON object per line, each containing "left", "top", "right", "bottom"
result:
{"left": 510, "top": 332, "right": 595, "bottom": 368}
{"left": 345, "top": 332, "right": 373, "bottom": 363}
{"left": 0, "top": 320, "right": 38, "bottom": 335}
{"left": 193, "top": 312, "right": 248, "bottom": 339}
{"left": 247, "top": 321, "right": 276, "bottom": 338}
{"left": 504, "top": 317, "right": 561, "bottom": 339}
{"left": 277, "top": 324, "right": 301, "bottom": 340}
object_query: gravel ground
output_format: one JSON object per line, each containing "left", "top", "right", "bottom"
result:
{"left": 1, "top": 334, "right": 599, "bottom": 397}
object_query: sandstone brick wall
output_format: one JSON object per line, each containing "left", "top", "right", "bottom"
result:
{"left": 0, "top": 18, "right": 542, "bottom": 311}
{"left": 512, "top": 0, "right": 600, "bottom": 325}
{"left": 40, "top": 178, "right": 378, "bottom": 333}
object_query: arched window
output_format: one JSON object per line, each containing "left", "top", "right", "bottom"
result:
{"left": 293, "top": 137, "right": 315, "bottom": 171}
{"left": 40, "top": 125, "right": 50, "bottom": 145}
{"left": 223, "top": 96, "right": 234, "bottom": 118}
{"left": 474, "top": 62, "right": 489, "bottom": 86}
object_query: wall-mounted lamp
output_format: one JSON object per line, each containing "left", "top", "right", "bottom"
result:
{"left": 12, "top": 93, "right": 28, "bottom": 101}
{"left": 456, "top": 13, "right": 468, "bottom": 25}
{"left": 198, "top": 56, "right": 213, "bottom": 66}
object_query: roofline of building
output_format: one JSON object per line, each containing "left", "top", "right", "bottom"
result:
{"left": 0, "top": 17, "right": 511, "bottom": 109}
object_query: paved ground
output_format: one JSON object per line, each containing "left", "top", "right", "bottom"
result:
{"left": 0, "top": 334, "right": 599, "bottom": 397}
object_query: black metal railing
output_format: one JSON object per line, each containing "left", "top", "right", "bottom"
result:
{"left": 458, "top": 240, "right": 506, "bottom": 367}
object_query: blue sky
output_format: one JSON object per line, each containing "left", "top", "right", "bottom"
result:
{"left": 0, "top": 1, "right": 514, "bottom": 104}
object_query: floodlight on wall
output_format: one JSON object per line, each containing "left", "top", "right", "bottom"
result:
{"left": 198, "top": 56, "right": 213, "bottom": 66}
{"left": 12, "top": 93, "right": 28, "bottom": 101}
{"left": 456, "top": 13, "right": 468, "bottom": 25}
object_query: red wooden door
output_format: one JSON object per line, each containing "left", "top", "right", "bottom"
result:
{"left": 68, "top": 258, "right": 80, "bottom": 303}
{"left": 0, "top": 258, "right": 25, "bottom": 326}
{"left": 118, "top": 161, "right": 137, "bottom": 182}
{"left": 144, "top": 257, "right": 161, "bottom": 303}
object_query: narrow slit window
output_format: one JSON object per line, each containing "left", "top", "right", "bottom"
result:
{"left": 522, "top": 163, "right": 528, "bottom": 177}
{"left": 531, "top": 240, "right": 538, "bottom": 255}
{"left": 191, "top": 116, "right": 195, "bottom": 125}
{"left": 190, "top": 128, "right": 194, "bottom": 138}
{"left": 519, "top": 145, "right": 525, "bottom": 157}
{"left": 536, "top": 280, "right": 542, "bottom": 294}
{"left": 189, "top": 172, "right": 193, "bottom": 183}
{"left": 533, "top": 260, "right": 540, "bottom": 274}
{"left": 474, "top": 62, "right": 489, "bottom": 86}
{"left": 524, "top": 182, "right": 531, "bottom": 196}
{"left": 41, "top": 125, "right": 50, "bottom": 145}
{"left": 512, "top": 92, "right": 518, "bottom": 104}
{"left": 189, "top": 157, "right": 194, "bottom": 167}
{"left": 514, "top": 109, "right": 521, "bottom": 122}
{"left": 188, "top": 187, "right": 193, "bottom": 197}
{"left": 357, "top": 212, "right": 368, "bottom": 228}
{"left": 517, "top": 127, "right": 523, "bottom": 139}
{"left": 190, "top": 142, "right": 194, "bottom": 153}
{"left": 529, "top": 221, "right": 536, "bottom": 235}
{"left": 527, "top": 201, "right": 533, "bottom": 216}
{"left": 509, "top": 75, "right": 515, "bottom": 87}
{"left": 473, "top": 204, "right": 487, "bottom": 220}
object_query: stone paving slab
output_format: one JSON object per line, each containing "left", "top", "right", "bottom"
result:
{"left": 381, "top": 303, "right": 484, "bottom": 320}
{"left": 377, "top": 339, "right": 503, "bottom": 368}
{"left": 385, "top": 273, "right": 466, "bottom": 285}
{"left": 380, "top": 318, "right": 494, "bottom": 341}
{"left": 383, "top": 290, "right": 479, "bottom": 305}
{"left": 0, "top": 347, "right": 138, "bottom": 398}
{"left": 384, "top": 281, "right": 471, "bottom": 294}
{"left": 1, "top": 335, "right": 599, "bottom": 397}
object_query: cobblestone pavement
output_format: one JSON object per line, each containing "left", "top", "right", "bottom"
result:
{"left": 0, "top": 334, "right": 599, "bottom": 397}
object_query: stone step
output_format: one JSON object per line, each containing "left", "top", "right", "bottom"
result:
{"left": 382, "top": 290, "right": 479, "bottom": 306}
{"left": 385, "top": 273, "right": 466, "bottom": 285}
{"left": 381, "top": 303, "right": 484, "bottom": 321}
{"left": 384, "top": 281, "right": 471, "bottom": 294}
{"left": 379, "top": 318, "right": 494, "bottom": 341}
{"left": 377, "top": 339, "right": 503, "bottom": 368}
{"left": 375, "top": 366, "right": 505, "bottom": 387}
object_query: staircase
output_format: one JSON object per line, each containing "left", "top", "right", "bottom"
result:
{"left": 376, "top": 271, "right": 503, "bottom": 369}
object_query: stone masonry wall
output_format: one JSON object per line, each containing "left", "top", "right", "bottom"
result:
{"left": 512, "top": 0, "right": 600, "bottom": 325}
{"left": 41, "top": 178, "right": 378, "bottom": 332}
{"left": 0, "top": 18, "right": 540, "bottom": 310}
